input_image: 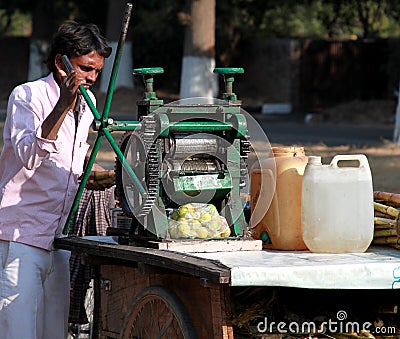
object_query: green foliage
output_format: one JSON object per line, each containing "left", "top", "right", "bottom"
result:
{"left": 0, "top": 0, "right": 107, "bottom": 37}
{"left": 216, "top": 0, "right": 400, "bottom": 41}
{"left": 213, "top": 0, "right": 400, "bottom": 67}
{"left": 2, "top": 0, "right": 400, "bottom": 90}
{"left": 0, "top": 9, "right": 31, "bottom": 36}
{"left": 2, "top": 0, "right": 400, "bottom": 39}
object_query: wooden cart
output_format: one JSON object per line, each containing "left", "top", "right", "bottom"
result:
{"left": 56, "top": 236, "right": 400, "bottom": 339}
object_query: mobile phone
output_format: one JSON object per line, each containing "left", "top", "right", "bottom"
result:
{"left": 61, "top": 55, "right": 81, "bottom": 115}
{"left": 61, "top": 55, "right": 74, "bottom": 74}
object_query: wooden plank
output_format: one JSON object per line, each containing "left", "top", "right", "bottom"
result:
{"left": 55, "top": 236, "right": 230, "bottom": 284}
{"left": 151, "top": 238, "right": 262, "bottom": 253}
{"left": 209, "top": 284, "right": 234, "bottom": 339}
{"left": 100, "top": 266, "right": 150, "bottom": 336}
{"left": 100, "top": 265, "right": 233, "bottom": 339}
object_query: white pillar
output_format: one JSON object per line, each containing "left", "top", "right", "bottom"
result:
{"left": 180, "top": 56, "right": 218, "bottom": 99}
{"left": 28, "top": 40, "right": 49, "bottom": 81}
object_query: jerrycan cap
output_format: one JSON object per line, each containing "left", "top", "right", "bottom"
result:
{"left": 307, "top": 156, "right": 322, "bottom": 165}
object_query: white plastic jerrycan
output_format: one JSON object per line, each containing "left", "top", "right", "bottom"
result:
{"left": 302, "top": 154, "right": 374, "bottom": 253}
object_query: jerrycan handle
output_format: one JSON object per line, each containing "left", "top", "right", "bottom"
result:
{"left": 330, "top": 154, "right": 369, "bottom": 169}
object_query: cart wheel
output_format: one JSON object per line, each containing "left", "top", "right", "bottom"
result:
{"left": 119, "top": 286, "right": 198, "bottom": 339}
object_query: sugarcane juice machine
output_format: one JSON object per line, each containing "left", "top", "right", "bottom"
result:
{"left": 117, "top": 67, "right": 251, "bottom": 244}
{"left": 62, "top": 4, "right": 251, "bottom": 245}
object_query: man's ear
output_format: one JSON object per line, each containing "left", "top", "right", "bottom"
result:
{"left": 54, "top": 54, "right": 64, "bottom": 71}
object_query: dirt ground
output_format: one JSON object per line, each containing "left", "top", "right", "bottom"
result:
{"left": 302, "top": 142, "right": 400, "bottom": 193}
{"left": 295, "top": 99, "right": 400, "bottom": 193}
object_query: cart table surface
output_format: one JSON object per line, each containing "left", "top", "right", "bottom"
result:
{"left": 55, "top": 236, "right": 400, "bottom": 289}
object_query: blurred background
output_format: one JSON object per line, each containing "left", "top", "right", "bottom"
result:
{"left": 2, "top": 0, "right": 400, "bottom": 122}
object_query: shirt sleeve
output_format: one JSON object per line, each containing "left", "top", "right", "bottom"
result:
{"left": 8, "top": 84, "right": 61, "bottom": 170}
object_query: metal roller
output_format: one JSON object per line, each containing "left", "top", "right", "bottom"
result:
{"left": 164, "top": 158, "right": 222, "bottom": 173}
{"left": 172, "top": 136, "right": 220, "bottom": 157}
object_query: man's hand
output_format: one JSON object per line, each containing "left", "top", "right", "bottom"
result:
{"left": 86, "top": 170, "right": 115, "bottom": 190}
{"left": 58, "top": 70, "right": 84, "bottom": 112}
{"left": 41, "top": 69, "right": 84, "bottom": 140}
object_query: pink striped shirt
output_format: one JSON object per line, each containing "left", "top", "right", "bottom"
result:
{"left": 0, "top": 73, "right": 95, "bottom": 250}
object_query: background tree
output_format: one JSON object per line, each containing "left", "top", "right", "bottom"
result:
{"left": 179, "top": 0, "right": 217, "bottom": 98}
{"left": 2, "top": 0, "right": 400, "bottom": 96}
{"left": 0, "top": 0, "right": 107, "bottom": 80}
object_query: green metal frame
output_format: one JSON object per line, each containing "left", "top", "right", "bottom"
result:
{"left": 62, "top": 4, "right": 248, "bottom": 237}
{"left": 63, "top": 3, "right": 140, "bottom": 234}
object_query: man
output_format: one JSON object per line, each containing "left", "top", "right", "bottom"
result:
{"left": 0, "top": 21, "right": 111, "bottom": 338}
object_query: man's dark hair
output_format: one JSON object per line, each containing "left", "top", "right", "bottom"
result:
{"left": 45, "top": 20, "right": 112, "bottom": 72}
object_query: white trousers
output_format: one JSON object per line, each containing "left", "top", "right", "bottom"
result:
{"left": 0, "top": 240, "right": 71, "bottom": 339}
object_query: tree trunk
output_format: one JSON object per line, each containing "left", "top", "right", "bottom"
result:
{"left": 99, "top": 0, "right": 134, "bottom": 93}
{"left": 179, "top": 0, "right": 217, "bottom": 99}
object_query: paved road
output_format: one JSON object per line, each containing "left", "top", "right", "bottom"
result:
{"left": 252, "top": 114, "right": 393, "bottom": 147}
{"left": 109, "top": 109, "right": 394, "bottom": 147}
{"left": 0, "top": 110, "right": 394, "bottom": 147}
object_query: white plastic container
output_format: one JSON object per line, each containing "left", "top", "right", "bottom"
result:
{"left": 302, "top": 154, "right": 374, "bottom": 253}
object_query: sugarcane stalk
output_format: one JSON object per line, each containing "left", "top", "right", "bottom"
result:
{"left": 374, "top": 191, "right": 400, "bottom": 206}
{"left": 359, "top": 329, "right": 375, "bottom": 338}
{"left": 372, "top": 237, "right": 398, "bottom": 245}
{"left": 374, "top": 202, "right": 400, "bottom": 219}
{"left": 374, "top": 211, "right": 396, "bottom": 219}
{"left": 331, "top": 333, "right": 367, "bottom": 339}
{"left": 377, "top": 305, "right": 398, "bottom": 314}
{"left": 374, "top": 229, "right": 398, "bottom": 237}
{"left": 94, "top": 170, "right": 115, "bottom": 181}
{"left": 374, "top": 217, "right": 397, "bottom": 228}
{"left": 374, "top": 224, "right": 395, "bottom": 230}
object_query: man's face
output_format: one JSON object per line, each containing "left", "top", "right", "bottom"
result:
{"left": 56, "top": 51, "right": 105, "bottom": 89}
